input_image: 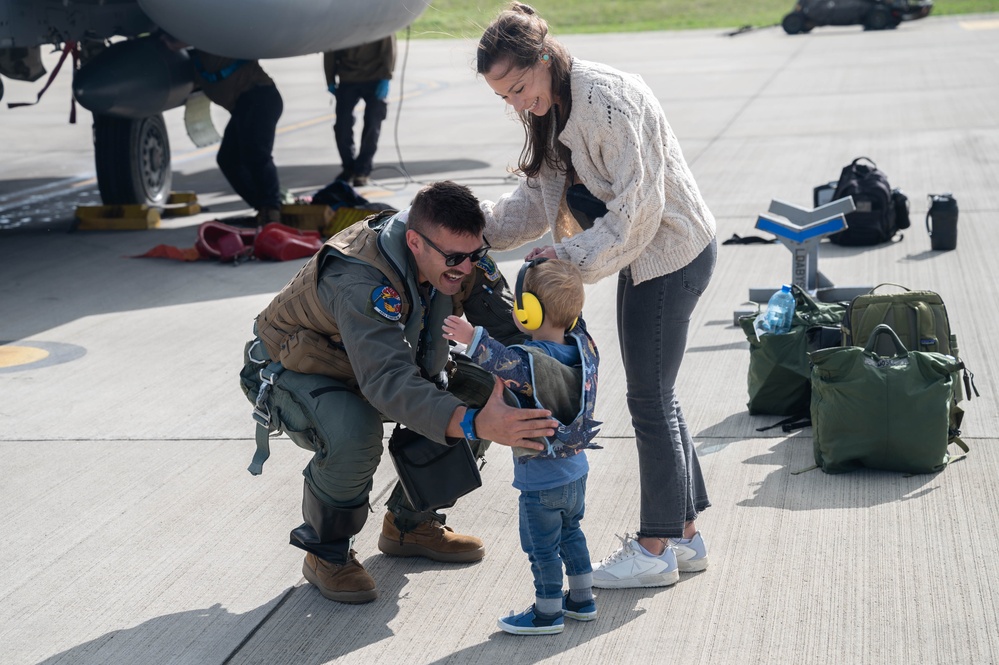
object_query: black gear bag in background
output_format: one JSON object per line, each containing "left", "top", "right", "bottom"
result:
{"left": 828, "top": 157, "right": 909, "bottom": 246}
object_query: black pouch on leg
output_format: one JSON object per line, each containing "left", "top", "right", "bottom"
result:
{"left": 388, "top": 425, "right": 482, "bottom": 512}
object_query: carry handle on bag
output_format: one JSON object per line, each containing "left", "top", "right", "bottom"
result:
{"left": 809, "top": 324, "right": 967, "bottom": 475}
{"left": 862, "top": 322, "right": 907, "bottom": 356}
{"left": 388, "top": 425, "right": 482, "bottom": 512}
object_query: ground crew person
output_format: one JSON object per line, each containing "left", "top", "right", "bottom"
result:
{"left": 323, "top": 35, "right": 395, "bottom": 187}
{"left": 242, "top": 181, "right": 556, "bottom": 604}
{"left": 190, "top": 49, "right": 284, "bottom": 224}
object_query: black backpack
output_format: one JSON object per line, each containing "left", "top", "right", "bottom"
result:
{"left": 829, "top": 157, "right": 909, "bottom": 246}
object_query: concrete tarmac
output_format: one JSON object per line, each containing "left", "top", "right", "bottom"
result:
{"left": 1, "top": 14, "right": 998, "bottom": 665}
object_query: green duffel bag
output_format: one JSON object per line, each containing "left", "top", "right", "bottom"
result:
{"left": 739, "top": 285, "right": 845, "bottom": 416}
{"left": 809, "top": 324, "right": 968, "bottom": 474}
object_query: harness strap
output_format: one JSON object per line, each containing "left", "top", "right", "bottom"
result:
{"left": 247, "top": 341, "right": 283, "bottom": 475}
{"left": 863, "top": 301, "right": 893, "bottom": 339}
{"left": 951, "top": 437, "right": 970, "bottom": 457}
{"left": 964, "top": 368, "right": 979, "bottom": 399}
{"left": 250, "top": 418, "right": 272, "bottom": 476}
{"left": 8, "top": 40, "right": 80, "bottom": 123}
{"left": 756, "top": 414, "right": 810, "bottom": 432}
{"left": 903, "top": 438, "right": 969, "bottom": 477}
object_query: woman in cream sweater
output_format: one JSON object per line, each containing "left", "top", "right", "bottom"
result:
{"left": 477, "top": 2, "right": 717, "bottom": 592}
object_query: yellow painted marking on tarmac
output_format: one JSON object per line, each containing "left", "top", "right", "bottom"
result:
{"left": 176, "top": 83, "right": 443, "bottom": 154}
{"left": 0, "top": 346, "right": 50, "bottom": 368}
{"left": 959, "top": 19, "right": 999, "bottom": 30}
{"left": 277, "top": 113, "right": 335, "bottom": 136}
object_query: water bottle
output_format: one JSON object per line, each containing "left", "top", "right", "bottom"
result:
{"left": 926, "top": 193, "right": 958, "bottom": 251}
{"left": 764, "top": 285, "right": 795, "bottom": 335}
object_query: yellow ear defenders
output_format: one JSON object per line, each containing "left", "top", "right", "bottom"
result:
{"left": 514, "top": 259, "right": 547, "bottom": 331}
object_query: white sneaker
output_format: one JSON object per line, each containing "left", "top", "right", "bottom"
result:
{"left": 670, "top": 532, "right": 709, "bottom": 573}
{"left": 591, "top": 534, "right": 679, "bottom": 589}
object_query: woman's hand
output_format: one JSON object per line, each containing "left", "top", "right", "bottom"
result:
{"left": 525, "top": 245, "right": 557, "bottom": 262}
{"left": 442, "top": 315, "right": 474, "bottom": 345}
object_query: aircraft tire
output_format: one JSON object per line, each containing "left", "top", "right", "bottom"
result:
{"left": 94, "top": 113, "right": 172, "bottom": 206}
{"left": 781, "top": 12, "right": 807, "bottom": 35}
{"left": 863, "top": 6, "right": 891, "bottom": 30}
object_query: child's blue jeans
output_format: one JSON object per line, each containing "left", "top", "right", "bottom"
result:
{"left": 518, "top": 474, "right": 591, "bottom": 600}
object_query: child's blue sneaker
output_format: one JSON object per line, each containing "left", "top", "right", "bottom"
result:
{"left": 498, "top": 604, "right": 564, "bottom": 635}
{"left": 562, "top": 592, "right": 597, "bottom": 621}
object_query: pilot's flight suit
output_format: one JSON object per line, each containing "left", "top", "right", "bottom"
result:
{"left": 244, "top": 210, "right": 521, "bottom": 565}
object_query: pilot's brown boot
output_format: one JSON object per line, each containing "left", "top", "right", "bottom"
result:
{"left": 302, "top": 550, "right": 377, "bottom": 604}
{"left": 377, "top": 512, "right": 485, "bottom": 563}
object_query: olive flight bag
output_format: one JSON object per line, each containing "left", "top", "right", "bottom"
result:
{"left": 739, "top": 285, "right": 845, "bottom": 417}
{"left": 842, "top": 283, "right": 979, "bottom": 446}
{"left": 809, "top": 325, "right": 968, "bottom": 474}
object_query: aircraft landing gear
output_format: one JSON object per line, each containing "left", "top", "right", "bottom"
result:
{"left": 93, "top": 112, "right": 172, "bottom": 206}
{"left": 781, "top": 12, "right": 813, "bottom": 34}
{"left": 863, "top": 6, "right": 892, "bottom": 30}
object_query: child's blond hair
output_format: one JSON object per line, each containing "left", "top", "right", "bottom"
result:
{"left": 524, "top": 259, "right": 585, "bottom": 330}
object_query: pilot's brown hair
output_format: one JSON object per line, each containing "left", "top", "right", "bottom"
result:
{"left": 408, "top": 180, "right": 485, "bottom": 237}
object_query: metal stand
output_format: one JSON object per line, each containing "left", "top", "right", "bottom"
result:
{"left": 734, "top": 196, "right": 873, "bottom": 324}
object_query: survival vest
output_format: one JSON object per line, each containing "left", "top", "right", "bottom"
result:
{"left": 516, "top": 324, "right": 601, "bottom": 460}
{"left": 255, "top": 210, "right": 411, "bottom": 386}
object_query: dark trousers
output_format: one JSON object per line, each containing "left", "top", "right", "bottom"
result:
{"left": 216, "top": 84, "right": 283, "bottom": 211}
{"left": 333, "top": 81, "right": 387, "bottom": 177}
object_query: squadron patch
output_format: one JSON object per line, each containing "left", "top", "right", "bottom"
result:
{"left": 371, "top": 286, "right": 402, "bottom": 321}
{"left": 475, "top": 255, "right": 501, "bottom": 282}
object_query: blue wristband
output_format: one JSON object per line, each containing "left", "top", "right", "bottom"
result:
{"left": 460, "top": 408, "right": 479, "bottom": 441}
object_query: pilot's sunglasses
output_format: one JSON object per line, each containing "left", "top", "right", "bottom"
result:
{"left": 416, "top": 231, "right": 491, "bottom": 267}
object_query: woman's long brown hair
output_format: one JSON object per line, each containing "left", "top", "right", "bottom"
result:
{"left": 477, "top": 3, "right": 573, "bottom": 179}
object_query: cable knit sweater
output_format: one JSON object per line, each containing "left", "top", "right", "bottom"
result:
{"left": 481, "top": 59, "right": 716, "bottom": 285}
